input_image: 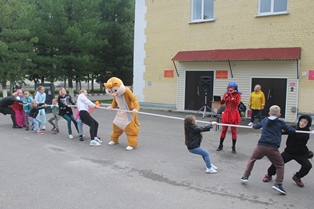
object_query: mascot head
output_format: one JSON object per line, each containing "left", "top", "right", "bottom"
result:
{"left": 104, "top": 77, "right": 126, "bottom": 97}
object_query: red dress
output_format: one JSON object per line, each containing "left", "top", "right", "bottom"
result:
{"left": 220, "top": 92, "right": 241, "bottom": 139}
{"left": 220, "top": 92, "right": 241, "bottom": 124}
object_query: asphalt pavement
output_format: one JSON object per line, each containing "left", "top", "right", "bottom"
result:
{"left": 0, "top": 101, "right": 313, "bottom": 209}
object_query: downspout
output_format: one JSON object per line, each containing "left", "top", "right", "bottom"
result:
{"left": 296, "top": 59, "right": 299, "bottom": 79}
{"left": 228, "top": 60, "right": 234, "bottom": 78}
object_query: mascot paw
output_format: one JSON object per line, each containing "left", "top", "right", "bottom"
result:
{"left": 126, "top": 146, "right": 134, "bottom": 151}
{"left": 132, "top": 109, "right": 138, "bottom": 113}
{"left": 108, "top": 141, "right": 118, "bottom": 145}
{"left": 106, "top": 106, "right": 113, "bottom": 111}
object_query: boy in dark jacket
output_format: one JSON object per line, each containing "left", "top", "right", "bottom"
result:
{"left": 28, "top": 100, "right": 46, "bottom": 135}
{"left": 263, "top": 115, "right": 312, "bottom": 187}
{"left": 184, "top": 115, "right": 217, "bottom": 174}
{"left": 240, "top": 105, "right": 296, "bottom": 195}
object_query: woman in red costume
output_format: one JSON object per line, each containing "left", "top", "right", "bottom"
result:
{"left": 216, "top": 82, "right": 241, "bottom": 154}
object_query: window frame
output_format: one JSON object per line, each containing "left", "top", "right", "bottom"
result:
{"left": 258, "top": 0, "right": 288, "bottom": 16}
{"left": 190, "top": 0, "right": 214, "bottom": 23}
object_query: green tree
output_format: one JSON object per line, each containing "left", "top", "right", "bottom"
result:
{"left": 95, "top": 0, "right": 135, "bottom": 88}
{"left": 0, "top": 0, "right": 38, "bottom": 95}
{"left": 30, "top": 0, "right": 107, "bottom": 92}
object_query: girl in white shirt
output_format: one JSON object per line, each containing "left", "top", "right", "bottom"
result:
{"left": 77, "top": 89, "right": 101, "bottom": 146}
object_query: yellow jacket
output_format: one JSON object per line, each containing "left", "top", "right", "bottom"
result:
{"left": 248, "top": 91, "right": 265, "bottom": 110}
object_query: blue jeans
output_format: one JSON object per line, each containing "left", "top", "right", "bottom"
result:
{"left": 62, "top": 114, "right": 78, "bottom": 135}
{"left": 25, "top": 112, "right": 30, "bottom": 126}
{"left": 36, "top": 109, "right": 46, "bottom": 125}
{"left": 188, "top": 147, "right": 212, "bottom": 169}
{"left": 76, "top": 118, "right": 83, "bottom": 136}
{"left": 28, "top": 117, "right": 41, "bottom": 132}
{"left": 250, "top": 109, "right": 262, "bottom": 123}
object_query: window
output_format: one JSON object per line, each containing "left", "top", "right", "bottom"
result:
{"left": 191, "top": 0, "right": 214, "bottom": 22}
{"left": 258, "top": 0, "right": 288, "bottom": 15}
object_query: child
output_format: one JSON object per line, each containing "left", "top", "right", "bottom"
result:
{"left": 23, "top": 91, "right": 33, "bottom": 131}
{"left": 216, "top": 82, "right": 242, "bottom": 154}
{"left": 240, "top": 105, "right": 296, "bottom": 195}
{"left": 184, "top": 115, "right": 217, "bottom": 174}
{"left": 58, "top": 87, "right": 79, "bottom": 139}
{"left": 48, "top": 98, "right": 61, "bottom": 133}
{"left": 263, "top": 115, "right": 312, "bottom": 187}
{"left": 35, "top": 86, "right": 47, "bottom": 130}
{"left": 74, "top": 107, "right": 84, "bottom": 141}
{"left": 11, "top": 90, "right": 26, "bottom": 127}
{"left": 28, "top": 100, "right": 46, "bottom": 135}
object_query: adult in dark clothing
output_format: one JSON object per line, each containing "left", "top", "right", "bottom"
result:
{"left": 0, "top": 95, "right": 24, "bottom": 128}
{"left": 263, "top": 115, "right": 313, "bottom": 187}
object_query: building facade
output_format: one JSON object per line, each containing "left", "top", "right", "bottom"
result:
{"left": 133, "top": 0, "right": 314, "bottom": 122}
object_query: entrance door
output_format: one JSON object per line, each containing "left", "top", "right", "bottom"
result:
{"left": 185, "top": 71, "right": 214, "bottom": 110}
{"left": 251, "top": 78, "right": 287, "bottom": 118}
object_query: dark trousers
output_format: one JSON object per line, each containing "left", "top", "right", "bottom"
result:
{"left": 79, "top": 110, "right": 98, "bottom": 140}
{"left": 267, "top": 151, "right": 312, "bottom": 179}
{"left": 250, "top": 109, "right": 262, "bottom": 122}
{"left": 0, "top": 107, "right": 17, "bottom": 126}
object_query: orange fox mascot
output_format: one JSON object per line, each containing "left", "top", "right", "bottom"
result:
{"left": 104, "top": 77, "right": 140, "bottom": 151}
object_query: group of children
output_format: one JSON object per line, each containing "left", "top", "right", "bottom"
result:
{"left": 10, "top": 87, "right": 99, "bottom": 146}
{"left": 185, "top": 103, "right": 313, "bottom": 195}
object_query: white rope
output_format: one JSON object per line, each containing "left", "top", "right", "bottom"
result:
{"left": 96, "top": 106, "right": 314, "bottom": 134}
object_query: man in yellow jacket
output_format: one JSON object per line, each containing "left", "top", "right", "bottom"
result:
{"left": 248, "top": 84, "right": 266, "bottom": 126}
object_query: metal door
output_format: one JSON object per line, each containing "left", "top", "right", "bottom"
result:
{"left": 251, "top": 78, "right": 287, "bottom": 118}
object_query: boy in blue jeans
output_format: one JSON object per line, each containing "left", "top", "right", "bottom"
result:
{"left": 241, "top": 105, "right": 296, "bottom": 195}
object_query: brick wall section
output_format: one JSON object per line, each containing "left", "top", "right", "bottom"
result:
{"left": 138, "top": 0, "right": 314, "bottom": 113}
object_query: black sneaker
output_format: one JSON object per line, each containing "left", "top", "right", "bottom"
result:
{"left": 241, "top": 176, "right": 249, "bottom": 182}
{"left": 272, "top": 183, "right": 287, "bottom": 195}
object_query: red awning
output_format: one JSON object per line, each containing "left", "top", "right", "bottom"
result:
{"left": 172, "top": 47, "right": 301, "bottom": 61}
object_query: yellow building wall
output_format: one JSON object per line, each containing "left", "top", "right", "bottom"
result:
{"left": 143, "top": 0, "right": 314, "bottom": 113}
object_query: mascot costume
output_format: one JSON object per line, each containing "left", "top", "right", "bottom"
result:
{"left": 104, "top": 77, "right": 140, "bottom": 151}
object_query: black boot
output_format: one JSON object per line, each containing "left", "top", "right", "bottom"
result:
{"left": 216, "top": 138, "right": 224, "bottom": 151}
{"left": 232, "top": 139, "right": 237, "bottom": 154}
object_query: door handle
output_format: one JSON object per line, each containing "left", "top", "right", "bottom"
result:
{"left": 197, "top": 87, "right": 200, "bottom": 96}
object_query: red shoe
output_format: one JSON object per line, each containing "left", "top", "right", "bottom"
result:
{"left": 37, "top": 131, "right": 44, "bottom": 135}
{"left": 292, "top": 175, "right": 304, "bottom": 187}
{"left": 262, "top": 174, "right": 272, "bottom": 182}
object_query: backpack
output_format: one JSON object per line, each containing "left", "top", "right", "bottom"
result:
{"left": 238, "top": 101, "right": 247, "bottom": 117}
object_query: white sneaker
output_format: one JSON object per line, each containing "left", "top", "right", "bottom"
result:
{"left": 90, "top": 140, "right": 101, "bottom": 146}
{"left": 248, "top": 122, "right": 253, "bottom": 126}
{"left": 42, "top": 125, "right": 46, "bottom": 130}
{"left": 69, "top": 134, "right": 74, "bottom": 139}
{"left": 108, "top": 141, "right": 118, "bottom": 145}
{"left": 206, "top": 167, "right": 217, "bottom": 174}
{"left": 126, "top": 146, "right": 134, "bottom": 151}
{"left": 94, "top": 137, "right": 102, "bottom": 144}
{"left": 211, "top": 164, "right": 218, "bottom": 170}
